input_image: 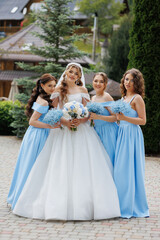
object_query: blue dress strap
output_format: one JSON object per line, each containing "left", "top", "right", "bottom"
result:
{"left": 32, "top": 102, "right": 49, "bottom": 114}
{"left": 129, "top": 95, "right": 137, "bottom": 104}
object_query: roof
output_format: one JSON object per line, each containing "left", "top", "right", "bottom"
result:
{"left": 85, "top": 72, "right": 121, "bottom": 98}
{"left": 89, "top": 80, "right": 121, "bottom": 98}
{"left": 0, "top": 24, "right": 95, "bottom": 65}
{"left": 0, "top": 24, "right": 43, "bottom": 52}
{"left": 0, "top": 0, "right": 30, "bottom": 20}
{"left": 30, "top": 0, "right": 88, "bottom": 20}
{"left": 68, "top": 1, "right": 88, "bottom": 20}
{"left": 0, "top": 70, "right": 121, "bottom": 98}
{"left": 0, "top": 53, "right": 95, "bottom": 65}
{"left": 0, "top": 70, "right": 37, "bottom": 81}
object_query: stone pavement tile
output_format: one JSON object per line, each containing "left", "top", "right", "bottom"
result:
{"left": 0, "top": 136, "right": 160, "bottom": 240}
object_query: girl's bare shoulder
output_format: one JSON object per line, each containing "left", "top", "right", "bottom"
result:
{"left": 103, "top": 92, "right": 113, "bottom": 101}
{"left": 36, "top": 97, "right": 48, "bottom": 106}
{"left": 91, "top": 95, "right": 96, "bottom": 101}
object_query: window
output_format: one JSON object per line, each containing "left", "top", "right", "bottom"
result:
{"left": 11, "top": 7, "right": 18, "bottom": 14}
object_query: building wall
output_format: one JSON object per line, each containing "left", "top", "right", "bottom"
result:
{"left": 0, "top": 81, "right": 11, "bottom": 97}
{"left": 0, "top": 61, "right": 14, "bottom": 71}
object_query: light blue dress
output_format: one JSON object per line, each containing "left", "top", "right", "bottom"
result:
{"left": 114, "top": 96, "right": 149, "bottom": 218}
{"left": 7, "top": 102, "right": 50, "bottom": 210}
{"left": 94, "top": 102, "right": 118, "bottom": 166}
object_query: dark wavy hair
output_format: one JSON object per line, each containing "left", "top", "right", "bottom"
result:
{"left": 26, "top": 74, "right": 57, "bottom": 118}
{"left": 93, "top": 72, "right": 108, "bottom": 90}
{"left": 120, "top": 68, "right": 145, "bottom": 98}
{"left": 60, "top": 64, "right": 83, "bottom": 102}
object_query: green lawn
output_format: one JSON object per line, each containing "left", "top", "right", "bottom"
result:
{"left": 74, "top": 40, "right": 101, "bottom": 54}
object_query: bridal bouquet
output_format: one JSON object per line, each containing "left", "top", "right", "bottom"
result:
{"left": 86, "top": 102, "right": 104, "bottom": 127}
{"left": 109, "top": 99, "right": 131, "bottom": 114}
{"left": 43, "top": 109, "right": 63, "bottom": 126}
{"left": 63, "top": 101, "right": 89, "bottom": 131}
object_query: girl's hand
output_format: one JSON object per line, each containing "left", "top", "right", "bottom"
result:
{"left": 47, "top": 122, "right": 61, "bottom": 129}
{"left": 116, "top": 112, "right": 125, "bottom": 121}
{"left": 52, "top": 122, "right": 61, "bottom": 129}
{"left": 89, "top": 112, "right": 100, "bottom": 120}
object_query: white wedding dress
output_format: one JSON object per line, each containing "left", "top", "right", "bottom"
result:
{"left": 13, "top": 93, "right": 120, "bottom": 220}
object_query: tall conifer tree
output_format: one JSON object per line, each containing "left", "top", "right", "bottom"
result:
{"left": 18, "top": 0, "right": 85, "bottom": 77}
{"left": 12, "top": 0, "right": 86, "bottom": 137}
{"left": 128, "top": 0, "right": 160, "bottom": 153}
{"left": 105, "top": 15, "right": 132, "bottom": 82}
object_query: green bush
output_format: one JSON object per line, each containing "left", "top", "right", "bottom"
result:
{"left": 0, "top": 101, "right": 17, "bottom": 135}
{"left": 10, "top": 103, "right": 29, "bottom": 138}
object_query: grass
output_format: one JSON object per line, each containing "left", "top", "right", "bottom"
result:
{"left": 74, "top": 39, "right": 101, "bottom": 54}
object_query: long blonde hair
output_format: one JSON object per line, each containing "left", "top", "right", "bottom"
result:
{"left": 60, "top": 64, "right": 83, "bottom": 102}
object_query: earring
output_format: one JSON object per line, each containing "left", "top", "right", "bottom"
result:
{"left": 39, "top": 85, "right": 43, "bottom": 91}
{"left": 75, "top": 79, "right": 80, "bottom": 85}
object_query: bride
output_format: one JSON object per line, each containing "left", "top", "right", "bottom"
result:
{"left": 13, "top": 63, "right": 120, "bottom": 220}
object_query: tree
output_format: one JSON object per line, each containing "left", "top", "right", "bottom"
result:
{"left": 127, "top": 0, "right": 133, "bottom": 9}
{"left": 10, "top": 78, "right": 36, "bottom": 138}
{"left": 128, "top": 0, "right": 160, "bottom": 154}
{"left": 18, "top": 0, "right": 86, "bottom": 78}
{"left": 12, "top": 0, "right": 86, "bottom": 137}
{"left": 105, "top": 15, "right": 132, "bottom": 82}
{"left": 78, "top": 0, "right": 124, "bottom": 35}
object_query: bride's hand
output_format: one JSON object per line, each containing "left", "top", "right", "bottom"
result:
{"left": 61, "top": 118, "right": 75, "bottom": 130}
{"left": 72, "top": 118, "right": 81, "bottom": 127}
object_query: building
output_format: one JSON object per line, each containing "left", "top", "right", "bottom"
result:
{"left": 0, "top": 0, "right": 43, "bottom": 35}
{"left": 0, "top": 0, "right": 91, "bottom": 36}
{"left": 0, "top": 24, "right": 95, "bottom": 98}
{"left": 85, "top": 72, "right": 121, "bottom": 99}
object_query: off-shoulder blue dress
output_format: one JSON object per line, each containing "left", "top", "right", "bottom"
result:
{"left": 7, "top": 102, "right": 49, "bottom": 209}
{"left": 114, "top": 96, "right": 149, "bottom": 218}
{"left": 94, "top": 102, "right": 118, "bottom": 166}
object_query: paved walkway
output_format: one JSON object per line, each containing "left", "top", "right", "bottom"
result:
{"left": 0, "top": 136, "right": 160, "bottom": 240}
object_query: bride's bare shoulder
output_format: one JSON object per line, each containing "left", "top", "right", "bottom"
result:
{"left": 54, "top": 86, "right": 61, "bottom": 93}
{"left": 79, "top": 86, "right": 88, "bottom": 94}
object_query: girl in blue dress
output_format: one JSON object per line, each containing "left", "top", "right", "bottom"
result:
{"left": 90, "top": 72, "right": 118, "bottom": 166}
{"left": 7, "top": 74, "right": 58, "bottom": 210}
{"left": 114, "top": 68, "right": 149, "bottom": 218}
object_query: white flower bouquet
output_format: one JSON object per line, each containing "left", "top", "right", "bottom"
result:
{"left": 63, "top": 101, "right": 89, "bottom": 131}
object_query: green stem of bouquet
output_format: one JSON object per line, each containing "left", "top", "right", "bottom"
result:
{"left": 70, "top": 127, "right": 77, "bottom": 131}
{"left": 90, "top": 119, "right": 95, "bottom": 127}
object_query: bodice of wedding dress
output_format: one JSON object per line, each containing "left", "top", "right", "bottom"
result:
{"left": 51, "top": 92, "right": 90, "bottom": 108}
